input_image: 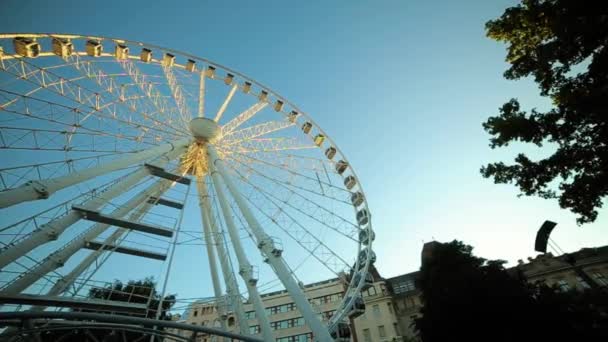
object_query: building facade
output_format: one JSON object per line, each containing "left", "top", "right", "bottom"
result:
{"left": 168, "top": 244, "right": 608, "bottom": 341}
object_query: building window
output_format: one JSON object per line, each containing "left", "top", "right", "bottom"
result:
{"left": 193, "top": 309, "right": 198, "bottom": 317}
{"left": 393, "top": 322, "right": 400, "bottom": 336}
{"left": 380, "top": 283, "right": 387, "bottom": 295}
{"left": 576, "top": 276, "right": 591, "bottom": 289}
{"left": 373, "top": 304, "right": 381, "bottom": 318}
{"left": 393, "top": 279, "right": 416, "bottom": 294}
{"left": 267, "top": 302, "right": 297, "bottom": 315}
{"left": 363, "top": 329, "right": 372, "bottom": 342}
{"left": 557, "top": 279, "right": 570, "bottom": 292}
{"left": 228, "top": 317, "right": 235, "bottom": 326}
{"left": 592, "top": 272, "right": 608, "bottom": 286}
{"left": 275, "top": 332, "right": 313, "bottom": 342}
{"left": 270, "top": 317, "right": 305, "bottom": 331}
{"left": 249, "top": 325, "right": 260, "bottom": 334}
{"left": 366, "top": 286, "right": 377, "bottom": 297}
{"left": 387, "top": 302, "right": 393, "bottom": 314}
{"left": 321, "top": 310, "right": 335, "bottom": 321}
{"left": 245, "top": 311, "right": 256, "bottom": 319}
{"left": 378, "top": 325, "right": 386, "bottom": 338}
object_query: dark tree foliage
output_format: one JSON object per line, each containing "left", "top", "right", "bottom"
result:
{"left": 482, "top": 0, "right": 608, "bottom": 224}
{"left": 40, "top": 277, "right": 176, "bottom": 342}
{"left": 413, "top": 240, "right": 608, "bottom": 341}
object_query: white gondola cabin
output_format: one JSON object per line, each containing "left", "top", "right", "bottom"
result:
{"left": 335, "top": 160, "right": 348, "bottom": 175}
{"left": 86, "top": 40, "right": 102, "bottom": 57}
{"left": 359, "top": 229, "right": 375, "bottom": 246}
{"left": 115, "top": 44, "right": 129, "bottom": 60}
{"left": 356, "top": 208, "right": 369, "bottom": 226}
{"left": 163, "top": 53, "right": 175, "bottom": 67}
{"left": 140, "top": 48, "right": 152, "bottom": 63}
{"left": 351, "top": 191, "right": 364, "bottom": 207}
{"left": 344, "top": 175, "right": 356, "bottom": 189}
{"left": 347, "top": 296, "right": 365, "bottom": 319}
{"left": 325, "top": 147, "right": 336, "bottom": 159}
{"left": 224, "top": 73, "right": 234, "bottom": 85}
{"left": 288, "top": 110, "right": 299, "bottom": 123}
{"left": 185, "top": 59, "right": 196, "bottom": 72}
{"left": 206, "top": 65, "right": 216, "bottom": 77}
{"left": 274, "top": 100, "right": 284, "bottom": 112}
{"left": 243, "top": 81, "right": 252, "bottom": 93}
{"left": 52, "top": 38, "right": 73, "bottom": 58}
{"left": 314, "top": 134, "right": 325, "bottom": 146}
{"left": 13, "top": 37, "right": 40, "bottom": 58}
{"left": 301, "top": 122, "right": 312, "bottom": 134}
{"left": 259, "top": 90, "right": 268, "bottom": 102}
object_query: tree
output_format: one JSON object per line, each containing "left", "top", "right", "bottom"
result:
{"left": 40, "top": 277, "right": 176, "bottom": 342}
{"left": 481, "top": 0, "right": 608, "bottom": 224}
{"left": 412, "top": 240, "right": 608, "bottom": 341}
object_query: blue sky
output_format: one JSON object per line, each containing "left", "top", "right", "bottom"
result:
{"left": 1, "top": 0, "right": 607, "bottom": 302}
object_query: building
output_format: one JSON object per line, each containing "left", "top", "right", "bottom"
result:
{"left": 514, "top": 245, "right": 608, "bottom": 291}
{"left": 173, "top": 277, "right": 347, "bottom": 342}
{"left": 351, "top": 278, "right": 403, "bottom": 342}
{"left": 385, "top": 272, "right": 421, "bottom": 341}
{"left": 168, "top": 243, "right": 608, "bottom": 342}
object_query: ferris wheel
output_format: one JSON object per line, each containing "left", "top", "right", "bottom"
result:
{"left": 0, "top": 33, "right": 375, "bottom": 341}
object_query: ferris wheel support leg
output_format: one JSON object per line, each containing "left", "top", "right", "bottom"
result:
{"left": 0, "top": 137, "right": 191, "bottom": 209}
{"left": 0, "top": 145, "right": 187, "bottom": 271}
{"left": 207, "top": 145, "right": 334, "bottom": 342}
{"left": 196, "top": 176, "right": 228, "bottom": 339}
{"left": 208, "top": 161, "right": 274, "bottom": 341}
{"left": 0, "top": 179, "right": 172, "bottom": 296}
{"left": 197, "top": 177, "right": 250, "bottom": 337}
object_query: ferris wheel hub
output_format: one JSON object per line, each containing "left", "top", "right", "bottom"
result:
{"left": 189, "top": 118, "right": 220, "bottom": 142}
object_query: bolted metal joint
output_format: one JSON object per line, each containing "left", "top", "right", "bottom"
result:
{"left": 48, "top": 253, "right": 65, "bottom": 267}
{"left": 26, "top": 180, "right": 50, "bottom": 199}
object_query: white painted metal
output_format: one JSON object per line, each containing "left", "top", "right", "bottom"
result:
{"left": 214, "top": 84, "right": 238, "bottom": 122}
{"left": 0, "top": 179, "right": 171, "bottom": 295}
{"left": 208, "top": 161, "right": 274, "bottom": 342}
{"left": 195, "top": 172, "right": 228, "bottom": 339}
{"left": 190, "top": 118, "right": 221, "bottom": 142}
{"left": 0, "top": 137, "right": 190, "bottom": 208}
{"left": 198, "top": 70, "right": 206, "bottom": 118}
{"left": 0, "top": 145, "right": 187, "bottom": 271}
{"left": 197, "top": 176, "right": 249, "bottom": 337}
{"left": 207, "top": 145, "right": 334, "bottom": 342}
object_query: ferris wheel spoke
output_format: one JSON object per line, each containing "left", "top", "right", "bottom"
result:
{"left": 0, "top": 153, "right": 139, "bottom": 192}
{"left": 214, "top": 84, "right": 238, "bottom": 123}
{"left": 0, "top": 92, "right": 182, "bottom": 150}
{"left": 0, "top": 126, "right": 150, "bottom": 153}
{"left": 224, "top": 150, "right": 351, "bottom": 200}
{"left": 162, "top": 63, "right": 192, "bottom": 132}
{"left": 0, "top": 58, "right": 81, "bottom": 106}
{"left": 226, "top": 166, "right": 351, "bottom": 276}
{"left": 225, "top": 161, "right": 359, "bottom": 241}
{"left": 221, "top": 120, "right": 295, "bottom": 145}
{"left": 224, "top": 145, "right": 342, "bottom": 177}
{"left": 67, "top": 56, "right": 189, "bottom": 136}
{"left": 0, "top": 134, "right": 188, "bottom": 209}
{"left": 220, "top": 101, "right": 268, "bottom": 134}
{"left": 197, "top": 70, "right": 205, "bottom": 117}
{"left": 223, "top": 137, "right": 316, "bottom": 154}
{"left": 117, "top": 59, "right": 189, "bottom": 134}
{"left": 0, "top": 89, "right": 182, "bottom": 148}
{"left": 1, "top": 57, "right": 186, "bottom": 139}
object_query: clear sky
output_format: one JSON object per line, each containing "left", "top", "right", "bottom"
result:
{"left": 1, "top": 0, "right": 607, "bottom": 302}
